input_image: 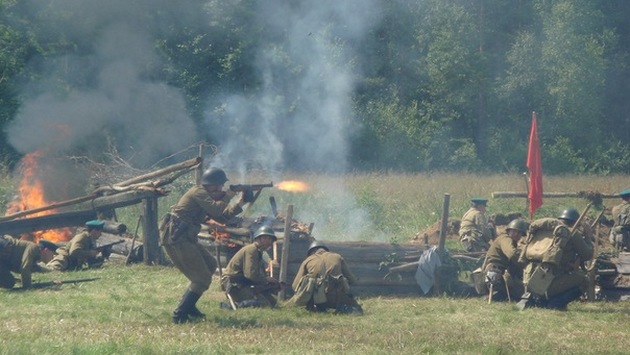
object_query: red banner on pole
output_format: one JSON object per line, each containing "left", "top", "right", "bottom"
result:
{"left": 527, "top": 112, "right": 543, "bottom": 219}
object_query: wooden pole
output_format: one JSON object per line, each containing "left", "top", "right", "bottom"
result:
{"left": 125, "top": 215, "right": 142, "bottom": 265}
{"left": 196, "top": 144, "right": 204, "bottom": 186}
{"left": 437, "top": 193, "right": 450, "bottom": 253}
{"left": 115, "top": 157, "right": 201, "bottom": 188}
{"left": 142, "top": 196, "right": 161, "bottom": 265}
{"left": 434, "top": 193, "right": 450, "bottom": 296}
{"left": 278, "top": 204, "right": 294, "bottom": 300}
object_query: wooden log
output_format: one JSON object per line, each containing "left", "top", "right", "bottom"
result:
{"left": 0, "top": 210, "right": 96, "bottom": 236}
{"left": 0, "top": 194, "right": 98, "bottom": 222}
{"left": 114, "top": 157, "right": 201, "bottom": 188}
{"left": 492, "top": 191, "right": 619, "bottom": 199}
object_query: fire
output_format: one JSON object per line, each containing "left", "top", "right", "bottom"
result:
{"left": 5, "top": 151, "right": 71, "bottom": 242}
{"left": 276, "top": 180, "right": 310, "bottom": 193}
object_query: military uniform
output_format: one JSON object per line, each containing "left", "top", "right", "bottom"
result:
{"left": 46, "top": 230, "right": 101, "bottom": 271}
{"left": 483, "top": 234, "right": 524, "bottom": 300}
{"left": 0, "top": 236, "right": 42, "bottom": 289}
{"left": 544, "top": 227, "right": 593, "bottom": 298}
{"left": 289, "top": 248, "right": 361, "bottom": 313}
{"left": 610, "top": 191, "right": 630, "bottom": 251}
{"left": 459, "top": 205, "right": 494, "bottom": 252}
{"left": 221, "top": 241, "right": 278, "bottom": 308}
{"left": 161, "top": 186, "right": 243, "bottom": 296}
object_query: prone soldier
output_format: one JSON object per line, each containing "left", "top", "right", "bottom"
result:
{"left": 46, "top": 220, "right": 109, "bottom": 271}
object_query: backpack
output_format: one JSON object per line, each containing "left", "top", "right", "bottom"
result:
{"left": 519, "top": 218, "right": 572, "bottom": 296}
{"left": 518, "top": 218, "right": 571, "bottom": 266}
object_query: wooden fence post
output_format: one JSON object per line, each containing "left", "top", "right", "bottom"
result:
{"left": 278, "top": 204, "right": 294, "bottom": 300}
{"left": 434, "top": 193, "right": 450, "bottom": 295}
{"left": 142, "top": 196, "right": 161, "bottom": 265}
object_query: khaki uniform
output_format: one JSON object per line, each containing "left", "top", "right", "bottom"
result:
{"left": 0, "top": 237, "right": 42, "bottom": 289}
{"left": 545, "top": 228, "right": 593, "bottom": 297}
{"left": 161, "top": 186, "right": 243, "bottom": 295}
{"left": 610, "top": 201, "right": 630, "bottom": 251}
{"left": 46, "top": 230, "right": 99, "bottom": 271}
{"left": 289, "top": 249, "right": 361, "bottom": 312}
{"left": 483, "top": 234, "right": 524, "bottom": 299}
{"left": 221, "top": 242, "right": 277, "bottom": 307}
{"left": 459, "top": 207, "right": 493, "bottom": 252}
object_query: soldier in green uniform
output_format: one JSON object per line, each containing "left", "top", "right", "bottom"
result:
{"left": 160, "top": 167, "right": 253, "bottom": 323}
{"left": 459, "top": 198, "right": 495, "bottom": 252}
{"left": 0, "top": 235, "right": 45, "bottom": 289}
{"left": 483, "top": 219, "right": 528, "bottom": 302}
{"left": 221, "top": 225, "right": 281, "bottom": 308}
{"left": 609, "top": 189, "right": 630, "bottom": 251}
{"left": 517, "top": 208, "right": 594, "bottom": 310}
{"left": 289, "top": 241, "right": 363, "bottom": 314}
{"left": 46, "top": 220, "right": 106, "bottom": 271}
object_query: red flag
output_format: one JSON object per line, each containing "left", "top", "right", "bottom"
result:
{"left": 526, "top": 112, "right": 543, "bottom": 219}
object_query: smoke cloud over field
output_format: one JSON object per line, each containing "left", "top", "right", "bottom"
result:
{"left": 7, "top": 0, "right": 384, "bottom": 240}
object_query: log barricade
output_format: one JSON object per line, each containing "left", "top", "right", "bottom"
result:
{"left": 274, "top": 239, "right": 428, "bottom": 296}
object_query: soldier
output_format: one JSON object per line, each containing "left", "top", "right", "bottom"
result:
{"left": 221, "top": 225, "right": 281, "bottom": 309}
{"left": 0, "top": 235, "right": 47, "bottom": 289}
{"left": 609, "top": 189, "right": 630, "bottom": 251}
{"left": 483, "top": 219, "right": 528, "bottom": 302}
{"left": 459, "top": 198, "right": 496, "bottom": 252}
{"left": 46, "top": 220, "right": 107, "bottom": 271}
{"left": 289, "top": 240, "right": 363, "bottom": 314}
{"left": 160, "top": 167, "right": 253, "bottom": 323}
{"left": 517, "top": 208, "right": 594, "bottom": 310}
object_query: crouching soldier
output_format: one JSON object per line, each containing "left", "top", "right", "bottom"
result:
{"left": 288, "top": 240, "right": 363, "bottom": 314}
{"left": 0, "top": 235, "right": 49, "bottom": 289}
{"left": 459, "top": 198, "right": 496, "bottom": 252}
{"left": 610, "top": 189, "right": 630, "bottom": 251}
{"left": 221, "top": 226, "right": 282, "bottom": 309}
{"left": 483, "top": 219, "right": 528, "bottom": 302}
{"left": 46, "top": 220, "right": 107, "bottom": 271}
{"left": 517, "top": 208, "right": 593, "bottom": 311}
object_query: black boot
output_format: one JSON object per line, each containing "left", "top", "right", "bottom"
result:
{"left": 188, "top": 292, "right": 205, "bottom": 319}
{"left": 172, "top": 290, "right": 201, "bottom": 324}
{"left": 546, "top": 287, "right": 581, "bottom": 311}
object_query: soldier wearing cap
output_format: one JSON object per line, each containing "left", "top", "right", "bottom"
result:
{"left": 160, "top": 167, "right": 254, "bottom": 323}
{"left": 482, "top": 219, "right": 529, "bottom": 302}
{"left": 610, "top": 189, "right": 630, "bottom": 251}
{"left": 221, "top": 225, "right": 281, "bottom": 308}
{"left": 289, "top": 240, "right": 362, "bottom": 314}
{"left": 0, "top": 235, "right": 47, "bottom": 289}
{"left": 46, "top": 220, "right": 106, "bottom": 271}
{"left": 459, "top": 198, "right": 496, "bottom": 252}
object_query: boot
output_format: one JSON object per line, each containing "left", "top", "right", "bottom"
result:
{"left": 172, "top": 290, "right": 201, "bottom": 324}
{"left": 546, "top": 287, "right": 581, "bottom": 311}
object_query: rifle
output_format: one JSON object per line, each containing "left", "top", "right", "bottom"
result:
{"left": 30, "top": 277, "right": 99, "bottom": 289}
{"left": 95, "top": 239, "right": 125, "bottom": 259}
{"left": 229, "top": 183, "right": 273, "bottom": 192}
{"left": 250, "top": 281, "right": 285, "bottom": 294}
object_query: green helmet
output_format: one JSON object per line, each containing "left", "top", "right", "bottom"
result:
{"left": 253, "top": 225, "right": 277, "bottom": 241}
{"left": 558, "top": 208, "right": 580, "bottom": 223}
{"left": 307, "top": 240, "right": 329, "bottom": 256}
{"left": 202, "top": 168, "right": 228, "bottom": 185}
{"left": 506, "top": 219, "right": 529, "bottom": 235}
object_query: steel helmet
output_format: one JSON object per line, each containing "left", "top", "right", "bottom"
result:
{"left": 201, "top": 168, "right": 228, "bottom": 185}
{"left": 558, "top": 208, "right": 580, "bottom": 223}
{"left": 506, "top": 219, "right": 529, "bottom": 235}
{"left": 307, "top": 240, "right": 329, "bottom": 256}
{"left": 253, "top": 225, "right": 277, "bottom": 241}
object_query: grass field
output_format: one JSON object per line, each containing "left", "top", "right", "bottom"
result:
{"left": 1, "top": 259, "right": 630, "bottom": 355}
{"left": 2, "top": 172, "right": 630, "bottom": 354}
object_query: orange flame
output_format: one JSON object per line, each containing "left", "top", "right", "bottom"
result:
{"left": 5, "top": 151, "right": 71, "bottom": 242}
{"left": 276, "top": 180, "right": 310, "bottom": 193}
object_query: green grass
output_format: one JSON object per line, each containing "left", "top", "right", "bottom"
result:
{"left": 1, "top": 261, "right": 630, "bottom": 354}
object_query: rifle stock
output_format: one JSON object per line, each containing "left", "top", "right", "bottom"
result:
{"left": 95, "top": 239, "right": 125, "bottom": 251}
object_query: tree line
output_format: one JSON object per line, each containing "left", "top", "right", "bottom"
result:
{"left": 1, "top": 0, "right": 629, "bottom": 174}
